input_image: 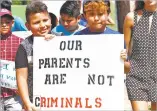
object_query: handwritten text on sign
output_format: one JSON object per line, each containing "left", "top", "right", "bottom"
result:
{"left": 33, "top": 35, "right": 124, "bottom": 110}
{"left": 0, "top": 60, "right": 17, "bottom": 89}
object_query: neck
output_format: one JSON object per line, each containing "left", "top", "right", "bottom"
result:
{"left": 1, "top": 32, "right": 11, "bottom": 40}
{"left": 144, "top": 4, "right": 157, "bottom": 12}
{"left": 89, "top": 27, "right": 106, "bottom": 33}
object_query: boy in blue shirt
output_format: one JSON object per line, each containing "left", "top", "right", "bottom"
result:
{"left": 52, "top": 1, "right": 85, "bottom": 36}
{"left": 75, "top": 0, "right": 119, "bottom": 35}
{"left": 75, "top": 0, "right": 129, "bottom": 73}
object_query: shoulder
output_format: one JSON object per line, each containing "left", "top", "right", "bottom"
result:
{"left": 105, "top": 27, "right": 120, "bottom": 34}
{"left": 20, "top": 35, "right": 33, "bottom": 46}
{"left": 11, "top": 34, "right": 24, "bottom": 42}
{"left": 53, "top": 25, "right": 64, "bottom": 32}
{"left": 74, "top": 28, "right": 88, "bottom": 35}
{"left": 13, "top": 16, "right": 24, "bottom": 22}
{"left": 124, "top": 11, "right": 135, "bottom": 28}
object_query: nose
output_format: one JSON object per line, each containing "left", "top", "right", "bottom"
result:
{"left": 39, "top": 21, "right": 45, "bottom": 28}
{"left": 94, "top": 15, "right": 99, "bottom": 21}
{"left": 62, "top": 21, "right": 68, "bottom": 26}
{"left": 1, "top": 23, "right": 7, "bottom": 27}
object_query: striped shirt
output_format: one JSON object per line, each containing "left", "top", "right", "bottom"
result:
{"left": 0, "top": 33, "right": 23, "bottom": 97}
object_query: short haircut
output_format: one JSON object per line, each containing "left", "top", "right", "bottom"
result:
{"left": 60, "top": 1, "right": 80, "bottom": 18}
{"left": 1, "top": 0, "right": 12, "bottom": 11}
{"left": 83, "top": 0, "right": 111, "bottom": 14}
{"left": 25, "top": 1, "right": 49, "bottom": 22}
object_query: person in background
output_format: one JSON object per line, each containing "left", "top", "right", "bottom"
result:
{"left": 123, "top": 0, "right": 157, "bottom": 110}
{"left": 52, "top": 1, "right": 85, "bottom": 35}
{"left": 1, "top": 0, "right": 28, "bottom": 31}
{"left": 15, "top": 1, "right": 56, "bottom": 110}
{"left": 0, "top": 8, "right": 23, "bottom": 111}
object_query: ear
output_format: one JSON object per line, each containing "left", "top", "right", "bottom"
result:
{"left": 25, "top": 22, "right": 30, "bottom": 30}
{"left": 77, "top": 15, "right": 81, "bottom": 22}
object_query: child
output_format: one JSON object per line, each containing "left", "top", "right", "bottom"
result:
{"left": 15, "top": 1, "right": 54, "bottom": 110}
{"left": 1, "top": 0, "right": 28, "bottom": 31}
{"left": 75, "top": 0, "right": 119, "bottom": 34}
{"left": 74, "top": 0, "right": 129, "bottom": 73}
{"left": 52, "top": 1, "right": 85, "bottom": 35}
{"left": 0, "top": 8, "right": 23, "bottom": 111}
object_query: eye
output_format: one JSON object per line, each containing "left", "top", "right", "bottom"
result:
{"left": 89, "top": 12, "right": 95, "bottom": 16}
{"left": 98, "top": 13, "right": 104, "bottom": 16}
{"left": 43, "top": 19, "right": 48, "bottom": 22}
{"left": 34, "top": 21, "right": 40, "bottom": 24}
{"left": 67, "top": 20, "right": 72, "bottom": 23}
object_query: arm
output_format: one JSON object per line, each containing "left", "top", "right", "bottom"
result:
{"left": 123, "top": 12, "right": 134, "bottom": 74}
{"left": 15, "top": 45, "right": 36, "bottom": 110}
{"left": 123, "top": 12, "right": 134, "bottom": 54}
{"left": 16, "top": 68, "right": 32, "bottom": 109}
{"left": 106, "top": 16, "right": 115, "bottom": 25}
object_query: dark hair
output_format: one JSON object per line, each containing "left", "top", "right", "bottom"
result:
{"left": 135, "top": 1, "right": 144, "bottom": 11}
{"left": 49, "top": 12, "right": 58, "bottom": 30}
{"left": 26, "top": 1, "right": 48, "bottom": 22}
{"left": 83, "top": 0, "right": 111, "bottom": 14}
{"left": 1, "top": 0, "right": 12, "bottom": 11}
{"left": 60, "top": 1, "right": 80, "bottom": 18}
{"left": 104, "top": 0, "right": 111, "bottom": 14}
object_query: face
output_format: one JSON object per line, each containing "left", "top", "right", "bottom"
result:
{"left": 0, "top": 16, "right": 13, "bottom": 35}
{"left": 60, "top": 14, "right": 80, "bottom": 32}
{"left": 144, "top": 0, "right": 157, "bottom": 6}
{"left": 26, "top": 12, "right": 51, "bottom": 36}
{"left": 84, "top": 9, "right": 108, "bottom": 32}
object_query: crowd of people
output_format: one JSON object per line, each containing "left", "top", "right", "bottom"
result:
{"left": 0, "top": 0, "right": 157, "bottom": 111}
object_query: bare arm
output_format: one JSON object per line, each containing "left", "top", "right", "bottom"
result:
{"left": 123, "top": 12, "right": 134, "bottom": 54}
{"left": 106, "top": 16, "right": 115, "bottom": 25}
{"left": 123, "top": 12, "right": 134, "bottom": 74}
{"left": 16, "top": 68, "right": 31, "bottom": 108}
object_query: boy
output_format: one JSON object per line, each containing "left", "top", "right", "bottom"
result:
{"left": 15, "top": 1, "right": 54, "bottom": 110}
{"left": 1, "top": 0, "right": 28, "bottom": 31}
{"left": 52, "top": 1, "right": 85, "bottom": 35}
{"left": 75, "top": 0, "right": 129, "bottom": 73}
{"left": 75, "top": 0, "right": 119, "bottom": 35}
{"left": 0, "top": 8, "right": 23, "bottom": 111}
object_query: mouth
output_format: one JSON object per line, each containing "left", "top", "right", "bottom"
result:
{"left": 40, "top": 29, "right": 49, "bottom": 34}
{"left": 2, "top": 29, "right": 8, "bottom": 31}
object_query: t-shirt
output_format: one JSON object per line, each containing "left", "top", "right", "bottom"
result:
{"left": 75, "top": 27, "right": 126, "bottom": 48}
{"left": 15, "top": 35, "right": 33, "bottom": 102}
{"left": 52, "top": 24, "right": 85, "bottom": 36}
{"left": 15, "top": 32, "right": 60, "bottom": 102}
{"left": 12, "top": 16, "right": 28, "bottom": 31}
{"left": 75, "top": 27, "right": 120, "bottom": 35}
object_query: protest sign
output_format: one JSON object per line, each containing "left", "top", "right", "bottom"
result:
{"left": 0, "top": 60, "right": 17, "bottom": 89}
{"left": 33, "top": 35, "right": 124, "bottom": 110}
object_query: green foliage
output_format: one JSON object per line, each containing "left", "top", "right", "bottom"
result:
{"left": 12, "top": 0, "right": 31, "bottom": 5}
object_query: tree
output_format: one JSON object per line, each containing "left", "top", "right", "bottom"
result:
{"left": 116, "top": 1, "right": 130, "bottom": 33}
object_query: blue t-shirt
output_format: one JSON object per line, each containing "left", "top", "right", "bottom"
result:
{"left": 75, "top": 27, "right": 126, "bottom": 48}
{"left": 75, "top": 27, "right": 120, "bottom": 35}
{"left": 52, "top": 24, "right": 85, "bottom": 36}
{"left": 79, "top": 18, "right": 87, "bottom": 27}
{"left": 12, "top": 16, "right": 28, "bottom": 32}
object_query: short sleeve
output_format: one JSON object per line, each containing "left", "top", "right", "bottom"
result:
{"left": 15, "top": 44, "right": 28, "bottom": 69}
